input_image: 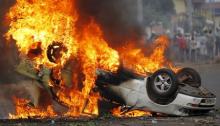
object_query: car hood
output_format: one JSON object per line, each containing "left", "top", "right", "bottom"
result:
{"left": 178, "top": 84, "right": 216, "bottom": 98}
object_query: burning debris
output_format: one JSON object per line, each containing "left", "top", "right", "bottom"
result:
{"left": 9, "top": 98, "right": 57, "bottom": 119}
{"left": 5, "top": 0, "right": 120, "bottom": 118}
{"left": 111, "top": 106, "right": 152, "bottom": 118}
{"left": 3, "top": 0, "right": 216, "bottom": 119}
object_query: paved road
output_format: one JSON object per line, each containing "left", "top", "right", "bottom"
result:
{"left": 179, "top": 63, "right": 220, "bottom": 108}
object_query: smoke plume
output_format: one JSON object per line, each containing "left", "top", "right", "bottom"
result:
{"left": 75, "top": 0, "right": 144, "bottom": 48}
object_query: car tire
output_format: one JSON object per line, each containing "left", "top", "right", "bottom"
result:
{"left": 176, "top": 68, "right": 201, "bottom": 88}
{"left": 147, "top": 68, "right": 178, "bottom": 105}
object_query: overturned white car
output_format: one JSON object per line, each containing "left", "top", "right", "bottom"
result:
{"left": 96, "top": 67, "right": 216, "bottom": 116}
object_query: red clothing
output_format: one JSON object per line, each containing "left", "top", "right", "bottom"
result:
{"left": 177, "top": 36, "right": 186, "bottom": 49}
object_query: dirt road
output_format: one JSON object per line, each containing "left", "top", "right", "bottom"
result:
{"left": 0, "top": 115, "right": 219, "bottom": 126}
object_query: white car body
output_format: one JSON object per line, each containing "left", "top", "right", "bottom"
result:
{"left": 106, "top": 77, "right": 216, "bottom": 116}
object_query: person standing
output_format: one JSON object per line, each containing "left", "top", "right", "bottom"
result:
{"left": 206, "top": 32, "right": 215, "bottom": 61}
{"left": 190, "top": 32, "right": 198, "bottom": 63}
{"left": 176, "top": 33, "right": 187, "bottom": 62}
{"left": 198, "top": 34, "right": 207, "bottom": 62}
{"left": 215, "top": 34, "right": 220, "bottom": 57}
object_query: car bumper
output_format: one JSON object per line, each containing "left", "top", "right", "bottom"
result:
{"left": 172, "top": 93, "right": 216, "bottom": 110}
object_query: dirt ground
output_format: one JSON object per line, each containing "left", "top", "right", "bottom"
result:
{"left": 0, "top": 115, "right": 220, "bottom": 126}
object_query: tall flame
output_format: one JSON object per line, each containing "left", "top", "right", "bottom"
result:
{"left": 6, "top": 0, "right": 78, "bottom": 68}
{"left": 119, "top": 36, "right": 170, "bottom": 75}
{"left": 5, "top": 0, "right": 173, "bottom": 118}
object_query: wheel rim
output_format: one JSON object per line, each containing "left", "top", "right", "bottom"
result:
{"left": 154, "top": 73, "right": 172, "bottom": 93}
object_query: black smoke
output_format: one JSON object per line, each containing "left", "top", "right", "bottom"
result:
{"left": 0, "top": 0, "right": 18, "bottom": 84}
{"left": 75, "top": 0, "right": 144, "bottom": 48}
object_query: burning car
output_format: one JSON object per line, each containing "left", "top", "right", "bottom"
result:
{"left": 96, "top": 67, "right": 216, "bottom": 116}
{"left": 11, "top": 33, "right": 216, "bottom": 117}
{"left": 4, "top": 0, "right": 217, "bottom": 118}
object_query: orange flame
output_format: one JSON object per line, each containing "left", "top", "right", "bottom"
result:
{"left": 111, "top": 107, "right": 152, "bottom": 117}
{"left": 9, "top": 97, "right": 57, "bottom": 119}
{"left": 55, "top": 20, "right": 119, "bottom": 117}
{"left": 5, "top": 0, "right": 174, "bottom": 118}
{"left": 6, "top": 0, "right": 78, "bottom": 68}
{"left": 119, "top": 35, "right": 170, "bottom": 75}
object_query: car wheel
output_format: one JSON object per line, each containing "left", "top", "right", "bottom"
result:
{"left": 47, "top": 42, "right": 67, "bottom": 63}
{"left": 176, "top": 68, "right": 201, "bottom": 88}
{"left": 147, "top": 68, "right": 178, "bottom": 105}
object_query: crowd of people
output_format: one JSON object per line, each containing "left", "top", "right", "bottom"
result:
{"left": 170, "top": 30, "right": 220, "bottom": 63}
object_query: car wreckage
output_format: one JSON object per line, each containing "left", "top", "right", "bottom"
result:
{"left": 96, "top": 67, "right": 216, "bottom": 116}
{"left": 15, "top": 43, "right": 216, "bottom": 116}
